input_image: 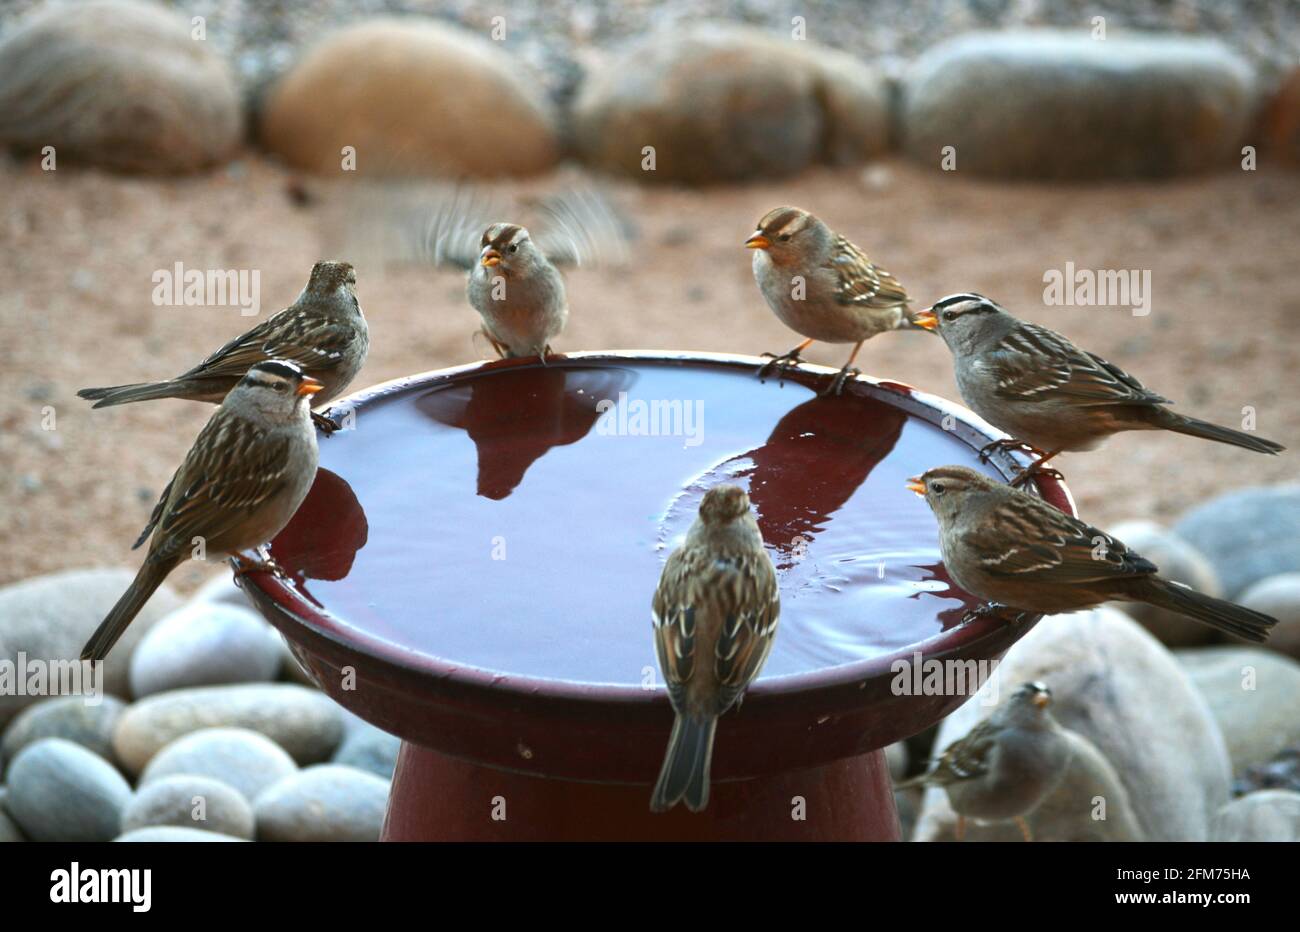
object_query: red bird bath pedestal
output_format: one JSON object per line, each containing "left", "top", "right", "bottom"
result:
{"left": 239, "top": 352, "right": 1073, "bottom": 841}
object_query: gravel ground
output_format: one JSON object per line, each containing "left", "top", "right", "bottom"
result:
{"left": 2, "top": 152, "right": 1298, "bottom": 588}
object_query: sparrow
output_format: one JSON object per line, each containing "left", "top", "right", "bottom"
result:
{"left": 897, "top": 681, "right": 1073, "bottom": 841}
{"left": 78, "top": 261, "right": 368, "bottom": 433}
{"left": 650, "top": 485, "right": 780, "bottom": 813}
{"left": 746, "top": 206, "right": 930, "bottom": 396}
{"left": 81, "top": 361, "right": 322, "bottom": 662}
{"left": 362, "top": 184, "right": 629, "bottom": 361}
{"left": 907, "top": 466, "right": 1277, "bottom": 643}
{"left": 914, "top": 293, "right": 1284, "bottom": 485}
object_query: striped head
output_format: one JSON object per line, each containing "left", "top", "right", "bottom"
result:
{"left": 305, "top": 260, "right": 357, "bottom": 295}
{"left": 914, "top": 293, "right": 1013, "bottom": 354}
{"left": 744, "top": 206, "right": 830, "bottom": 266}
{"left": 906, "top": 465, "right": 1003, "bottom": 523}
{"left": 227, "top": 360, "right": 324, "bottom": 420}
{"left": 478, "top": 223, "right": 539, "bottom": 275}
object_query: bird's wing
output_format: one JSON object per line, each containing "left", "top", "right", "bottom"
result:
{"left": 529, "top": 187, "right": 631, "bottom": 268}
{"left": 930, "top": 717, "right": 1002, "bottom": 783}
{"left": 143, "top": 407, "right": 296, "bottom": 561}
{"left": 652, "top": 547, "right": 781, "bottom": 712}
{"left": 987, "top": 322, "right": 1171, "bottom": 407}
{"left": 826, "top": 235, "right": 911, "bottom": 310}
{"left": 962, "top": 493, "right": 1159, "bottom": 586}
{"left": 176, "top": 307, "right": 362, "bottom": 383}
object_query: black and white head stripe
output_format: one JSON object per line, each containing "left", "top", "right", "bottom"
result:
{"left": 246, "top": 360, "right": 305, "bottom": 382}
{"left": 932, "top": 293, "right": 1001, "bottom": 316}
{"left": 480, "top": 223, "right": 528, "bottom": 251}
{"left": 756, "top": 207, "right": 811, "bottom": 239}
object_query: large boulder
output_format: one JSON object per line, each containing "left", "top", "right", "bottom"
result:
{"left": 913, "top": 608, "right": 1230, "bottom": 841}
{"left": 1174, "top": 486, "right": 1300, "bottom": 599}
{"left": 0, "top": 0, "right": 241, "bottom": 173}
{"left": 1103, "top": 521, "right": 1222, "bottom": 648}
{"left": 902, "top": 31, "right": 1255, "bottom": 179}
{"left": 1211, "top": 790, "right": 1300, "bottom": 842}
{"left": 573, "top": 24, "right": 890, "bottom": 185}
{"left": 0, "top": 568, "right": 182, "bottom": 729}
{"left": 1177, "top": 647, "right": 1300, "bottom": 777}
{"left": 260, "top": 19, "right": 559, "bottom": 178}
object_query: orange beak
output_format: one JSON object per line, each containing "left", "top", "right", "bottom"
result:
{"left": 906, "top": 476, "right": 927, "bottom": 496}
{"left": 1032, "top": 691, "right": 1051, "bottom": 709}
{"left": 481, "top": 248, "right": 502, "bottom": 268}
{"left": 296, "top": 376, "right": 325, "bottom": 397}
{"left": 744, "top": 232, "right": 770, "bottom": 250}
{"left": 912, "top": 308, "right": 938, "bottom": 331}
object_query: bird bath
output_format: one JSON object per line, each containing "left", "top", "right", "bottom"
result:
{"left": 238, "top": 351, "right": 1073, "bottom": 841}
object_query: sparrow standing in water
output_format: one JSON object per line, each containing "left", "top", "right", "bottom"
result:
{"left": 650, "top": 485, "right": 781, "bottom": 812}
{"left": 81, "top": 361, "right": 322, "bottom": 662}
{"left": 914, "top": 293, "right": 1283, "bottom": 485}
{"left": 908, "top": 466, "right": 1277, "bottom": 642}
{"left": 79, "top": 261, "right": 367, "bottom": 433}
{"left": 746, "top": 206, "right": 930, "bottom": 396}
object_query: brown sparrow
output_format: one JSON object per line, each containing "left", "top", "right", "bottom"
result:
{"left": 908, "top": 466, "right": 1277, "bottom": 642}
{"left": 915, "top": 293, "right": 1284, "bottom": 485}
{"left": 650, "top": 485, "right": 780, "bottom": 812}
{"left": 78, "top": 261, "right": 367, "bottom": 433}
{"left": 81, "top": 361, "right": 322, "bottom": 662}
{"left": 746, "top": 206, "right": 930, "bottom": 395}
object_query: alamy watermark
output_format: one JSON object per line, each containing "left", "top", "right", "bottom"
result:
{"left": 595, "top": 392, "right": 704, "bottom": 447}
{"left": 0, "top": 653, "right": 103, "bottom": 705}
{"left": 1043, "top": 262, "right": 1151, "bottom": 316}
{"left": 152, "top": 262, "right": 260, "bottom": 316}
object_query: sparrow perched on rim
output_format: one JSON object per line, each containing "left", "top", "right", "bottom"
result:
{"left": 897, "top": 682, "right": 1072, "bottom": 841}
{"left": 650, "top": 485, "right": 780, "bottom": 813}
{"left": 81, "top": 361, "right": 322, "bottom": 662}
{"left": 908, "top": 466, "right": 1277, "bottom": 642}
{"left": 746, "top": 206, "right": 931, "bottom": 396}
{"left": 367, "top": 184, "right": 629, "bottom": 361}
{"left": 914, "top": 293, "right": 1284, "bottom": 485}
{"left": 78, "top": 261, "right": 367, "bottom": 433}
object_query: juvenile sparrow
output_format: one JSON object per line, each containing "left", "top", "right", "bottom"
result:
{"left": 897, "top": 682, "right": 1072, "bottom": 841}
{"left": 78, "top": 261, "right": 368, "bottom": 433}
{"left": 81, "top": 361, "right": 322, "bottom": 662}
{"left": 746, "top": 206, "right": 930, "bottom": 396}
{"left": 908, "top": 466, "right": 1277, "bottom": 643}
{"left": 914, "top": 293, "right": 1284, "bottom": 484}
{"left": 650, "top": 485, "right": 781, "bottom": 813}
{"left": 467, "top": 222, "right": 568, "bottom": 360}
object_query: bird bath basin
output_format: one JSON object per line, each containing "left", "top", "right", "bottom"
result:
{"left": 238, "top": 351, "right": 1073, "bottom": 841}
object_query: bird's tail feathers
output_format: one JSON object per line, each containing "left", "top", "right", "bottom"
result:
{"left": 1134, "top": 577, "right": 1276, "bottom": 643}
{"left": 77, "top": 381, "right": 181, "bottom": 409}
{"left": 650, "top": 714, "right": 718, "bottom": 813}
{"left": 1157, "top": 412, "right": 1284, "bottom": 455}
{"left": 80, "top": 560, "right": 172, "bottom": 662}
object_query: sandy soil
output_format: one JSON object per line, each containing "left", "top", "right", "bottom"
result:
{"left": 1, "top": 153, "right": 1297, "bottom": 589}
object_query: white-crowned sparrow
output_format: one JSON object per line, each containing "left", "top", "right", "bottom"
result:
{"left": 81, "top": 360, "right": 322, "bottom": 662}
{"left": 908, "top": 465, "right": 1277, "bottom": 643}
{"left": 897, "top": 681, "right": 1072, "bottom": 841}
{"left": 651, "top": 485, "right": 780, "bottom": 813}
{"left": 746, "top": 206, "right": 930, "bottom": 396}
{"left": 78, "top": 261, "right": 368, "bottom": 433}
{"left": 370, "top": 184, "right": 629, "bottom": 361}
{"left": 914, "top": 293, "right": 1284, "bottom": 485}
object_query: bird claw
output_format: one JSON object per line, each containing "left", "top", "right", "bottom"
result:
{"left": 977, "top": 438, "right": 1039, "bottom": 464}
{"left": 757, "top": 350, "right": 803, "bottom": 385}
{"left": 231, "top": 553, "right": 289, "bottom": 581}
{"left": 1009, "top": 462, "right": 1065, "bottom": 489}
{"left": 312, "top": 411, "right": 342, "bottom": 435}
{"left": 961, "top": 602, "right": 1028, "bottom": 626}
{"left": 821, "top": 367, "right": 860, "bottom": 397}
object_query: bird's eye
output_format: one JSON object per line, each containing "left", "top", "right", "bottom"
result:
{"left": 508, "top": 244, "right": 518, "bottom": 254}
{"left": 778, "top": 233, "right": 791, "bottom": 242}
{"left": 942, "top": 310, "right": 958, "bottom": 322}
{"left": 931, "top": 482, "right": 945, "bottom": 495}
{"left": 273, "top": 382, "right": 288, "bottom": 393}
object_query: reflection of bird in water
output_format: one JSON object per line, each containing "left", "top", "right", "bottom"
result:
{"left": 418, "top": 365, "right": 636, "bottom": 500}
{"left": 659, "top": 391, "right": 906, "bottom": 571}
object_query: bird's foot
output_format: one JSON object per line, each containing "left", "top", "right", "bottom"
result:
{"left": 231, "top": 552, "right": 289, "bottom": 581}
{"left": 1009, "top": 461, "right": 1065, "bottom": 489}
{"left": 1014, "top": 816, "right": 1033, "bottom": 842}
{"left": 312, "top": 411, "right": 342, "bottom": 435}
{"left": 977, "top": 438, "right": 1040, "bottom": 463}
{"left": 961, "top": 602, "right": 1030, "bottom": 626}
{"left": 757, "top": 349, "right": 804, "bottom": 385}
{"left": 821, "top": 366, "right": 861, "bottom": 397}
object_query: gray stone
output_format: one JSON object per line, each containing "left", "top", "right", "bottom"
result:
{"left": 115, "top": 826, "right": 246, "bottom": 842}
{"left": 1211, "top": 790, "right": 1300, "bottom": 842}
{"left": 0, "top": 568, "right": 182, "bottom": 728}
{"left": 574, "top": 24, "right": 890, "bottom": 184}
{"left": 113, "top": 683, "right": 344, "bottom": 774}
{"left": 2, "top": 696, "right": 126, "bottom": 771}
{"left": 139, "top": 727, "right": 297, "bottom": 802}
{"left": 1174, "top": 485, "right": 1300, "bottom": 599}
{"left": 5, "top": 738, "right": 131, "bottom": 841}
{"left": 129, "top": 602, "right": 283, "bottom": 697}
{"left": 903, "top": 31, "right": 1255, "bottom": 179}
{"left": 254, "top": 764, "right": 389, "bottom": 842}
{"left": 1238, "top": 573, "right": 1300, "bottom": 660}
{"left": 190, "top": 572, "right": 256, "bottom": 611}
{"left": 914, "top": 608, "right": 1230, "bottom": 842}
{"left": 331, "top": 717, "right": 401, "bottom": 780}
{"left": 121, "top": 774, "right": 255, "bottom": 839}
{"left": 1104, "top": 521, "right": 1222, "bottom": 648}
{"left": 0, "top": 786, "right": 23, "bottom": 842}
{"left": 1177, "top": 647, "right": 1300, "bottom": 777}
